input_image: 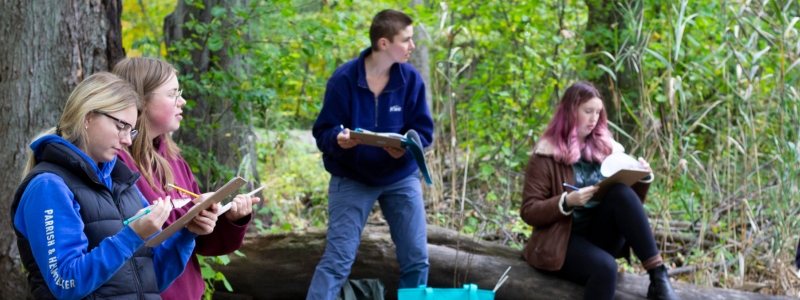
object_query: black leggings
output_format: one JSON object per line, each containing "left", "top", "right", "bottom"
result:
{"left": 552, "top": 183, "right": 659, "bottom": 300}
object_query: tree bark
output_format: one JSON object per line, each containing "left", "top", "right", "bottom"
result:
{"left": 407, "top": 0, "right": 433, "bottom": 113}
{"left": 0, "top": 0, "right": 124, "bottom": 298}
{"left": 163, "top": 0, "right": 255, "bottom": 190}
{"left": 212, "top": 225, "right": 790, "bottom": 300}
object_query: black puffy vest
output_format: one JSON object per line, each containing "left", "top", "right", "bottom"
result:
{"left": 11, "top": 142, "right": 161, "bottom": 300}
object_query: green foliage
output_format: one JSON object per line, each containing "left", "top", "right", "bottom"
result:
{"left": 252, "top": 128, "right": 331, "bottom": 233}
{"left": 198, "top": 254, "right": 239, "bottom": 300}
{"left": 121, "top": 0, "right": 175, "bottom": 57}
{"left": 250, "top": 0, "right": 392, "bottom": 128}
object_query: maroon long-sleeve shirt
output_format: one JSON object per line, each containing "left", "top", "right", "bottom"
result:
{"left": 119, "top": 136, "right": 250, "bottom": 300}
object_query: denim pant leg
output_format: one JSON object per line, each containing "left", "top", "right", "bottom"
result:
{"left": 378, "top": 173, "right": 429, "bottom": 288}
{"left": 307, "top": 176, "right": 380, "bottom": 300}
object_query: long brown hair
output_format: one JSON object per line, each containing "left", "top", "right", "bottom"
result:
{"left": 112, "top": 57, "right": 181, "bottom": 193}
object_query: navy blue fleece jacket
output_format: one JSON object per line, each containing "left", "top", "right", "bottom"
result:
{"left": 312, "top": 48, "right": 434, "bottom": 186}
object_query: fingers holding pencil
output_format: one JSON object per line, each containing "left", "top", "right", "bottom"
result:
{"left": 128, "top": 197, "right": 171, "bottom": 240}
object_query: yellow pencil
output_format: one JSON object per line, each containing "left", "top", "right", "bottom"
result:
{"left": 167, "top": 183, "right": 200, "bottom": 198}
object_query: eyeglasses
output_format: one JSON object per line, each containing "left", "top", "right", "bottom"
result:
{"left": 92, "top": 110, "right": 139, "bottom": 139}
{"left": 150, "top": 89, "right": 183, "bottom": 106}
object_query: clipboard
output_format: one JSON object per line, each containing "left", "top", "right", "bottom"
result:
{"left": 591, "top": 169, "right": 651, "bottom": 201}
{"left": 348, "top": 128, "right": 433, "bottom": 185}
{"left": 349, "top": 130, "right": 404, "bottom": 148}
{"left": 145, "top": 177, "right": 247, "bottom": 247}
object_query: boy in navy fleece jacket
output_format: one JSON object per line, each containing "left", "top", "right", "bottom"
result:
{"left": 307, "top": 9, "right": 434, "bottom": 300}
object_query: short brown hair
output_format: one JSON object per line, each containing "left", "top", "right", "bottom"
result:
{"left": 369, "top": 9, "right": 413, "bottom": 52}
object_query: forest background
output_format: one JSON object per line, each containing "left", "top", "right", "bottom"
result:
{"left": 1, "top": 0, "right": 799, "bottom": 298}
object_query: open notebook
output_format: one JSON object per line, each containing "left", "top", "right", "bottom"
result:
{"left": 590, "top": 153, "right": 651, "bottom": 201}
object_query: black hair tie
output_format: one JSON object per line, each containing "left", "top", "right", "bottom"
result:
{"left": 55, "top": 124, "right": 62, "bottom": 137}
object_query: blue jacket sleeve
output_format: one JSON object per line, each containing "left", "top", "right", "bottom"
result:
{"left": 402, "top": 76, "right": 434, "bottom": 147}
{"left": 13, "top": 173, "right": 147, "bottom": 299}
{"left": 132, "top": 189, "right": 198, "bottom": 292}
{"left": 312, "top": 81, "right": 350, "bottom": 156}
{"left": 150, "top": 226, "right": 197, "bottom": 292}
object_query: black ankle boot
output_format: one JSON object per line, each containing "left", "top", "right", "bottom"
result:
{"left": 647, "top": 265, "right": 680, "bottom": 300}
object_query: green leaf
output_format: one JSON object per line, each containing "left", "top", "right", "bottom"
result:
{"left": 216, "top": 255, "right": 231, "bottom": 265}
{"left": 222, "top": 275, "right": 233, "bottom": 291}
{"left": 480, "top": 164, "right": 495, "bottom": 177}
{"left": 208, "top": 34, "right": 224, "bottom": 52}
{"left": 596, "top": 64, "right": 617, "bottom": 81}
{"left": 211, "top": 6, "right": 227, "bottom": 18}
{"left": 200, "top": 265, "right": 215, "bottom": 279}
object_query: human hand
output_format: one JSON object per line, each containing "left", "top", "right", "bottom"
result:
{"left": 337, "top": 129, "right": 361, "bottom": 149}
{"left": 186, "top": 203, "right": 219, "bottom": 235}
{"left": 192, "top": 192, "right": 214, "bottom": 204}
{"left": 565, "top": 186, "right": 599, "bottom": 207}
{"left": 225, "top": 194, "right": 260, "bottom": 222}
{"left": 638, "top": 157, "right": 652, "bottom": 173}
{"left": 384, "top": 146, "right": 406, "bottom": 159}
{"left": 129, "top": 198, "right": 171, "bottom": 240}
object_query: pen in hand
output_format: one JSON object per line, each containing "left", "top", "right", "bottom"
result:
{"left": 123, "top": 209, "right": 152, "bottom": 225}
{"left": 562, "top": 183, "right": 581, "bottom": 191}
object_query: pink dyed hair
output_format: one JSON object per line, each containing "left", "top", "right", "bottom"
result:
{"left": 541, "top": 81, "right": 614, "bottom": 165}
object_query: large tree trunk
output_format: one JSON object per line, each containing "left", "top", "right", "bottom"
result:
{"left": 0, "top": 0, "right": 124, "bottom": 298}
{"left": 213, "top": 225, "right": 790, "bottom": 300}
{"left": 407, "top": 0, "right": 433, "bottom": 112}
{"left": 163, "top": 0, "right": 255, "bottom": 190}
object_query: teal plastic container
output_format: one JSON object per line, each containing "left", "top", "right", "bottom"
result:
{"left": 398, "top": 284, "right": 495, "bottom": 300}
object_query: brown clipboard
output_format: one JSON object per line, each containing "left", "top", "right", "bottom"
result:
{"left": 349, "top": 131, "right": 404, "bottom": 148}
{"left": 145, "top": 177, "right": 247, "bottom": 247}
{"left": 591, "top": 169, "right": 651, "bottom": 201}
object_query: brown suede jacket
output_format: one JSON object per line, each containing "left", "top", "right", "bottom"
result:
{"left": 520, "top": 138, "right": 652, "bottom": 271}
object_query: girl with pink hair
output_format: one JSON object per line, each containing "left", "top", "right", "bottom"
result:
{"left": 520, "top": 82, "right": 679, "bottom": 300}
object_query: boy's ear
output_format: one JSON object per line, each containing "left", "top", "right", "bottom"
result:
{"left": 378, "top": 37, "right": 388, "bottom": 50}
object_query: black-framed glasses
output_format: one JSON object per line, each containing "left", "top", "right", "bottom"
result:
{"left": 92, "top": 110, "right": 139, "bottom": 139}
{"left": 151, "top": 89, "right": 183, "bottom": 106}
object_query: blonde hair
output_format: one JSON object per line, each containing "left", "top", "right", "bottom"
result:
{"left": 22, "top": 72, "right": 141, "bottom": 179}
{"left": 112, "top": 57, "right": 181, "bottom": 193}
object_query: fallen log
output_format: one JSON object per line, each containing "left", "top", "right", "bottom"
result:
{"left": 213, "top": 225, "right": 793, "bottom": 300}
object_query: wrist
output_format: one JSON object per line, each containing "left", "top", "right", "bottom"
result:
{"left": 564, "top": 194, "right": 574, "bottom": 207}
{"left": 558, "top": 192, "right": 573, "bottom": 216}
